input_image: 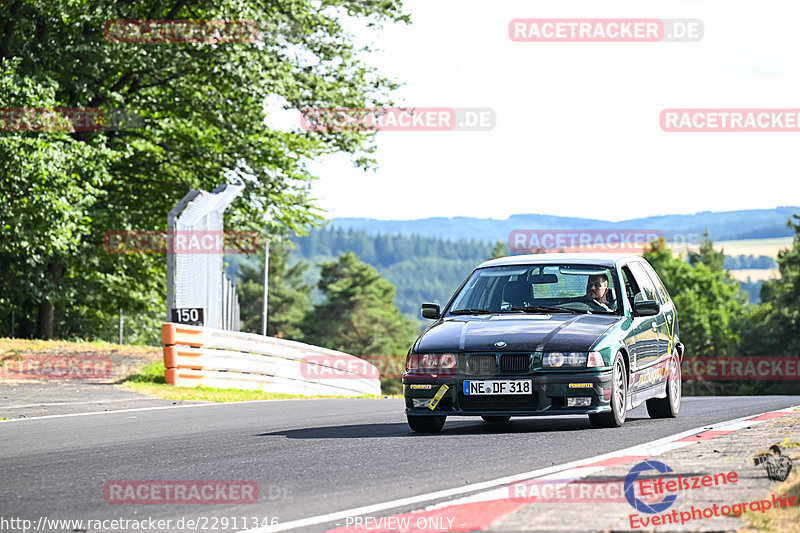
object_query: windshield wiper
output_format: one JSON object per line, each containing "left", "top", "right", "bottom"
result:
{"left": 511, "top": 306, "right": 588, "bottom": 315}
{"left": 449, "top": 308, "right": 503, "bottom": 315}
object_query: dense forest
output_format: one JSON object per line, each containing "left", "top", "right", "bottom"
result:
{"left": 289, "top": 227, "right": 494, "bottom": 314}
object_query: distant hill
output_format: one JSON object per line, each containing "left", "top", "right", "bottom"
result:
{"left": 329, "top": 207, "right": 800, "bottom": 242}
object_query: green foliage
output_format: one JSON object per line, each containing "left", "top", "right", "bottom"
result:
{"left": 647, "top": 224, "right": 800, "bottom": 395}
{"left": 122, "top": 358, "right": 166, "bottom": 384}
{"left": 738, "top": 216, "right": 800, "bottom": 358}
{"left": 644, "top": 238, "right": 746, "bottom": 358}
{"left": 488, "top": 239, "right": 507, "bottom": 260}
{"left": 0, "top": 0, "right": 408, "bottom": 340}
{"left": 301, "top": 252, "right": 415, "bottom": 357}
{"left": 688, "top": 230, "right": 726, "bottom": 272}
{"left": 235, "top": 241, "right": 310, "bottom": 340}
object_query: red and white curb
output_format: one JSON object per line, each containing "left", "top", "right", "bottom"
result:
{"left": 238, "top": 405, "right": 800, "bottom": 533}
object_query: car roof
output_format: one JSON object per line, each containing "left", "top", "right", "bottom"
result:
{"left": 477, "top": 253, "right": 642, "bottom": 269}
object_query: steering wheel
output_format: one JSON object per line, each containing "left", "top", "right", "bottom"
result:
{"left": 567, "top": 296, "right": 610, "bottom": 312}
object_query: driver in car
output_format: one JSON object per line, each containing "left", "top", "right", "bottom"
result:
{"left": 586, "top": 273, "right": 614, "bottom": 311}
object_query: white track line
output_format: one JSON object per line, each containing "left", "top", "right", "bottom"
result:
{"left": 238, "top": 404, "right": 800, "bottom": 533}
{"left": 0, "top": 397, "right": 365, "bottom": 423}
{"left": 1, "top": 398, "right": 167, "bottom": 409}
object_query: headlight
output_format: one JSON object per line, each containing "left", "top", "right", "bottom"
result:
{"left": 439, "top": 353, "right": 457, "bottom": 369}
{"left": 406, "top": 353, "right": 457, "bottom": 374}
{"left": 542, "top": 351, "right": 603, "bottom": 368}
{"left": 587, "top": 351, "right": 604, "bottom": 367}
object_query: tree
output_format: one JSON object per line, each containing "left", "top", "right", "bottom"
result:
{"left": 488, "top": 240, "right": 506, "bottom": 260}
{"left": 688, "top": 229, "right": 726, "bottom": 272}
{"left": 235, "top": 241, "right": 310, "bottom": 340}
{"left": 643, "top": 238, "right": 745, "bottom": 360}
{"left": 301, "top": 252, "right": 416, "bottom": 393}
{"left": 738, "top": 215, "right": 800, "bottom": 358}
{"left": 0, "top": 0, "right": 409, "bottom": 339}
{"left": 302, "top": 252, "right": 414, "bottom": 354}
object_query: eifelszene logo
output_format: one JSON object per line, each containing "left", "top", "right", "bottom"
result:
{"left": 624, "top": 460, "right": 678, "bottom": 514}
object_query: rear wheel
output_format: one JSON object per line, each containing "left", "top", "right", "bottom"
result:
{"left": 589, "top": 352, "right": 628, "bottom": 428}
{"left": 481, "top": 416, "right": 511, "bottom": 423}
{"left": 407, "top": 414, "right": 446, "bottom": 433}
{"left": 646, "top": 353, "right": 681, "bottom": 418}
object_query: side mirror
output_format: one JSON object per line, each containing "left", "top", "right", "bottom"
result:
{"left": 421, "top": 303, "right": 441, "bottom": 320}
{"left": 634, "top": 300, "right": 660, "bottom": 317}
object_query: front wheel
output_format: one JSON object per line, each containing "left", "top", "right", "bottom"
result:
{"left": 646, "top": 353, "right": 681, "bottom": 418}
{"left": 589, "top": 352, "right": 628, "bottom": 428}
{"left": 407, "top": 414, "right": 446, "bottom": 433}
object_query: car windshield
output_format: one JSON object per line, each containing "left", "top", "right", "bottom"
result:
{"left": 448, "top": 264, "right": 621, "bottom": 315}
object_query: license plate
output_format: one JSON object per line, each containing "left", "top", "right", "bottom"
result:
{"left": 463, "top": 380, "right": 532, "bottom": 395}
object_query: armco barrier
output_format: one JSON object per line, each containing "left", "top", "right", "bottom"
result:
{"left": 161, "top": 323, "right": 381, "bottom": 396}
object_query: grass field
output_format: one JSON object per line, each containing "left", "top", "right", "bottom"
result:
{"left": 670, "top": 237, "right": 793, "bottom": 259}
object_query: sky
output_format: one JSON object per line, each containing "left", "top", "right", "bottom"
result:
{"left": 268, "top": 0, "right": 800, "bottom": 222}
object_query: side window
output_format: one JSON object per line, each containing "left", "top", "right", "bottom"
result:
{"left": 620, "top": 266, "right": 641, "bottom": 310}
{"left": 640, "top": 261, "right": 670, "bottom": 303}
{"left": 629, "top": 262, "right": 658, "bottom": 302}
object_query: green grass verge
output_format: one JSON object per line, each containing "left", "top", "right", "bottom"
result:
{"left": 122, "top": 359, "right": 167, "bottom": 384}
{"left": 120, "top": 359, "right": 401, "bottom": 402}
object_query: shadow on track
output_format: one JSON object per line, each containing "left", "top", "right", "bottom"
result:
{"left": 254, "top": 415, "right": 664, "bottom": 439}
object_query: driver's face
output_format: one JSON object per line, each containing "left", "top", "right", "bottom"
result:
{"left": 587, "top": 275, "right": 608, "bottom": 301}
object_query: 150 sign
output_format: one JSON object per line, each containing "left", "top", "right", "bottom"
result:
{"left": 171, "top": 307, "right": 204, "bottom": 326}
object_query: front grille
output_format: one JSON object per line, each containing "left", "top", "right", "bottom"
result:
{"left": 468, "top": 354, "right": 497, "bottom": 374}
{"left": 460, "top": 392, "right": 539, "bottom": 411}
{"left": 500, "top": 354, "right": 530, "bottom": 373}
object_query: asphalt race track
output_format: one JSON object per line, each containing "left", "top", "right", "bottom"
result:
{"left": 1, "top": 396, "right": 799, "bottom": 532}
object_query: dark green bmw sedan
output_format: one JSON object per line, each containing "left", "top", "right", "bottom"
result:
{"left": 403, "top": 253, "right": 684, "bottom": 433}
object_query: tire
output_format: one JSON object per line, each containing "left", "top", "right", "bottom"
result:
{"left": 646, "top": 353, "right": 681, "bottom": 419}
{"left": 407, "top": 414, "right": 446, "bottom": 433}
{"left": 481, "top": 416, "right": 511, "bottom": 423}
{"left": 589, "top": 352, "right": 628, "bottom": 428}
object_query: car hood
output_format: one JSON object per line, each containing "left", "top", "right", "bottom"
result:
{"left": 415, "top": 313, "right": 622, "bottom": 353}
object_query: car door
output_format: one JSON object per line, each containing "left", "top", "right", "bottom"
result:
{"left": 628, "top": 261, "right": 669, "bottom": 370}
{"left": 639, "top": 260, "right": 677, "bottom": 358}
{"left": 619, "top": 264, "right": 646, "bottom": 371}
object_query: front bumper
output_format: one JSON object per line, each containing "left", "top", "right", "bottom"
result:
{"left": 403, "top": 370, "right": 614, "bottom": 417}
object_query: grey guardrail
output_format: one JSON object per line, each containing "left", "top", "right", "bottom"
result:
{"left": 162, "top": 323, "right": 382, "bottom": 396}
